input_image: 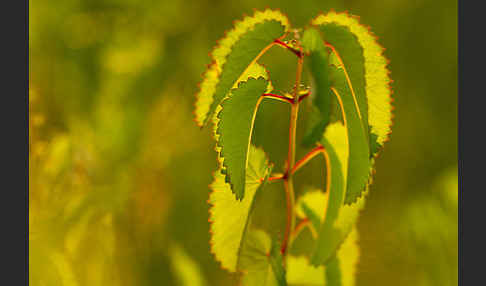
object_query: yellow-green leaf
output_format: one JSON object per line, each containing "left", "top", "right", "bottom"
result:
{"left": 194, "top": 9, "right": 289, "bottom": 127}
{"left": 294, "top": 123, "right": 365, "bottom": 265}
{"left": 239, "top": 229, "right": 284, "bottom": 286}
{"left": 286, "top": 228, "right": 359, "bottom": 286}
{"left": 328, "top": 60, "right": 370, "bottom": 204}
{"left": 208, "top": 145, "right": 272, "bottom": 272}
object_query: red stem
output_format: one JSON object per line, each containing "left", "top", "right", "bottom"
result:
{"left": 262, "top": 93, "right": 293, "bottom": 104}
{"left": 291, "top": 145, "right": 325, "bottom": 175}
{"left": 292, "top": 218, "right": 310, "bottom": 236}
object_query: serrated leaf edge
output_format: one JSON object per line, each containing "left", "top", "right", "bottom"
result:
{"left": 207, "top": 147, "right": 273, "bottom": 273}
{"left": 312, "top": 9, "right": 394, "bottom": 157}
{"left": 214, "top": 77, "right": 268, "bottom": 200}
{"left": 194, "top": 9, "right": 290, "bottom": 127}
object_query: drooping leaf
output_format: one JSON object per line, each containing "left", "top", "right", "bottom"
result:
{"left": 286, "top": 228, "right": 359, "bottom": 286}
{"left": 316, "top": 24, "right": 368, "bottom": 136}
{"left": 239, "top": 229, "right": 286, "bottom": 286}
{"left": 324, "top": 228, "right": 360, "bottom": 286}
{"left": 312, "top": 11, "right": 393, "bottom": 157}
{"left": 301, "top": 27, "right": 333, "bottom": 147}
{"left": 294, "top": 123, "right": 365, "bottom": 265}
{"left": 169, "top": 243, "right": 208, "bottom": 286}
{"left": 208, "top": 145, "right": 272, "bottom": 272}
{"left": 311, "top": 123, "right": 346, "bottom": 265}
{"left": 213, "top": 63, "right": 273, "bottom": 175}
{"left": 296, "top": 188, "right": 363, "bottom": 268}
{"left": 320, "top": 122, "right": 347, "bottom": 226}
{"left": 194, "top": 9, "right": 290, "bottom": 127}
{"left": 328, "top": 55, "right": 370, "bottom": 204}
{"left": 216, "top": 77, "right": 269, "bottom": 199}
{"left": 311, "top": 189, "right": 365, "bottom": 267}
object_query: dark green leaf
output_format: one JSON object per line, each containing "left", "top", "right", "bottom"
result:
{"left": 216, "top": 77, "right": 268, "bottom": 199}
{"left": 318, "top": 23, "right": 368, "bottom": 136}
{"left": 328, "top": 60, "right": 370, "bottom": 204}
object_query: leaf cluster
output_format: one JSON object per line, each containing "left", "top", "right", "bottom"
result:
{"left": 194, "top": 9, "right": 393, "bottom": 285}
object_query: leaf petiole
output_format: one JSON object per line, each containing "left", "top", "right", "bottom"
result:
{"left": 291, "top": 145, "right": 325, "bottom": 175}
{"left": 274, "top": 39, "right": 303, "bottom": 58}
{"left": 262, "top": 93, "right": 293, "bottom": 104}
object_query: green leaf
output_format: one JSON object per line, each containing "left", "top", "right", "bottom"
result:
{"left": 213, "top": 63, "right": 274, "bottom": 175}
{"left": 286, "top": 228, "right": 359, "bottom": 286}
{"left": 317, "top": 24, "right": 368, "bottom": 136}
{"left": 216, "top": 77, "right": 269, "bottom": 199}
{"left": 328, "top": 55, "right": 371, "bottom": 204}
{"left": 294, "top": 123, "right": 365, "bottom": 265}
{"left": 169, "top": 243, "right": 208, "bottom": 286}
{"left": 311, "top": 123, "right": 346, "bottom": 265}
{"left": 301, "top": 27, "right": 334, "bottom": 147}
{"left": 324, "top": 228, "right": 360, "bottom": 286}
{"left": 286, "top": 255, "right": 325, "bottom": 286}
{"left": 311, "top": 190, "right": 365, "bottom": 267}
{"left": 239, "top": 229, "right": 286, "bottom": 286}
{"left": 208, "top": 145, "right": 272, "bottom": 272}
{"left": 312, "top": 11, "right": 393, "bottom": 157}
{"left": 194, "top": 9, "right": 289, "bottom": 127}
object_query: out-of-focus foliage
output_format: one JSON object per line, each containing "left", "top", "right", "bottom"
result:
{"left": 29, "top": 0, "right": 457, "bottom": 285}
{"left": 169, "top": 243, "right": 208, "bottom": 286}
{"left": 399, "top": 168, "right": 458, "bottom": 286}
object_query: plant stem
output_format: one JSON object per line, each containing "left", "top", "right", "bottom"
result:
{"left": 281, "top": 47, "right": 304, "bottom": 256}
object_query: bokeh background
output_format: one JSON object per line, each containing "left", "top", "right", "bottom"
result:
{"left": 29, "top": 0, "right": 457, "bottom": 285}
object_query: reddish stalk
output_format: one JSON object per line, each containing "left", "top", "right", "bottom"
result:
{"left": 291, "top": 218, "right": 310, "bottom": 238}
{"left": 267, "top": 174, "right": 285, "bottom": 182}
{"left": 262, "top": 93, "right": 293, "bottom": 104}
{"left": 281, "top": 46, "right": 304, "bottom": 256}
{"left": 291, "top": 145, "right": 325, "bottom": 175}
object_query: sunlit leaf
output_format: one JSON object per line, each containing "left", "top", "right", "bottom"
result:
{"left": 239, "top": 229, "right": 287, "bottom": 286}
{"left": 311, "top": 122, "right": 348, "bottom": 265}
{"left": 194, "top": 9, "right": 289, "bottom": 127}
{"left": 312, "top": 11, "right": 393, "bottom": 157}
{"left": 325, "top": 228, "right": 360, "bottom": 286}
{"left": 286, "top": 228, "right": 359, "bottom": 286}
{"left": 328, "top": 57, "right": 370, "bottom": 204}
{"left": 208, "top": 145, "right": 272, "bottom": 272}
{"left": 294, "top": 123, "right": 365, "bottom": 265}
{"left": 286, "top": 255, "right": 325, "bottom": 286}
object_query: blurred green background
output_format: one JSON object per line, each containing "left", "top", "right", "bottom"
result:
{"left": 29, "top": 0, "right": 457, "bottom": 285}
